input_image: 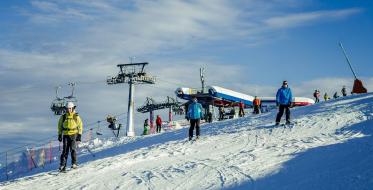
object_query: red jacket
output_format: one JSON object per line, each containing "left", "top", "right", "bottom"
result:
{"left": 156, "top": 117, "right": 162, "bottom": 125}
{"left": 253, "top": 99, "right": 261, "bottom": 106}
{"left": 239, "top": 102, "right": 244, "bottom": 108}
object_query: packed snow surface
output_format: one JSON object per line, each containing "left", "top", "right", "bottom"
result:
{"left": 2, "top": 93, "right": 373, "bottom": 190}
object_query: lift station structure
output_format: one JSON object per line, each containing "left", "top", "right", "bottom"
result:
{"left": 107, "top": 62, "right": 156, "bottom": 136}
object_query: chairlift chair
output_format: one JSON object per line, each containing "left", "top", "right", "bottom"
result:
{"left": 106, "top": 115, "right": 122, "bottom": 137}
{"left": 96, "top": 121, "right": 103, "bottom": 136}
{"left": 50, "top": 86, "right": 66, "bottom": 115}
{"left": 50, "top": 83, "right": 78, "bottom": 115}
{"left": 51, "top": 98, "right": 65, "bottom": 115}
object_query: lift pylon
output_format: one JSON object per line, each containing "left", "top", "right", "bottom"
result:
{"left": 107, "top": 62, "right": 156, "bottom": 136}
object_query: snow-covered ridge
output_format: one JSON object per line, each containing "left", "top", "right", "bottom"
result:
{"left": 1, "top": 93, "right": 373, "bottom": 190}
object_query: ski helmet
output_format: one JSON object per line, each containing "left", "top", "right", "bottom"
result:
{"left": 66, "top": 102, "right": 75, "bottom": 109}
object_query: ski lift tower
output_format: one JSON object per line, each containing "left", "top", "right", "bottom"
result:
{"left": 107, "top": 62, "right": 156, "bottom": 136}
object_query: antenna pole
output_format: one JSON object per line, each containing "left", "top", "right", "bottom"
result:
{"left": 200, "top": 67, "right": 205, "bottom": 93}
{"left": 339, "top": 42, "right": 358, "bottom": 79}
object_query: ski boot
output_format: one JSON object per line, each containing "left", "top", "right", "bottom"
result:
{"left": 59, "top": 165, "right": 66, "bottom": 172}
{"left": 71, "top": 164, "right": 78, "bottom": 169}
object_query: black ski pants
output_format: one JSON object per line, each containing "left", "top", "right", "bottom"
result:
{"left": 239, "top": 108, "right": 245, "bottom": 117}
{"left": 60, "top": 134, "right": 77, "bottom": 167}
{"left": 156, "top": 124, "right": 161, "bottom": 133}
{"left": 315, "top": 97, "right": 320, "bottom": 103}
{"left": 276, "top": 104, "right": 291, "bottom": 123}
{"left": 253, "top": 105, "right": 260, "bottom": 114}
{"left": 189, "top": 119, "right": 200, "bottom": 139}
{"left": 219, "top": 112, "right": 224, "bottom": 120}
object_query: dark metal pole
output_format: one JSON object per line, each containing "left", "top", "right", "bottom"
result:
{"left": 200, "top": 68, "right": 205, "bottom": 93}
{"left": 339, "top": 42, "right": 358, "bottom": 79}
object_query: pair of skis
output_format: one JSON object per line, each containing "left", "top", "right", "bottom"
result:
{"left": 276, "top": 121, "right": 297, "bottom": 128}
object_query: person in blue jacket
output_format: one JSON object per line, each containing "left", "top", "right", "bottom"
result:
{"left": 187, "top": 97, "right": 203, "bottom": 140}
{"left": 275, "top": 80, "right": 293, "bottom": 125}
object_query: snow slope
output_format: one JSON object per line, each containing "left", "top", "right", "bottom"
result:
{"left": 1, "top": 93, "right": 373, "bottom": 190}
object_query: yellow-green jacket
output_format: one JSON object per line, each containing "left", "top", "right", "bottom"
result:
{"left": 58, "top": 112, "right": 83, "bottom": 136}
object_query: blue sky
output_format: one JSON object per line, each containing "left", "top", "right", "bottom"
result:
{"left": 0, "top": 0, "right": 372, "bottom": 152}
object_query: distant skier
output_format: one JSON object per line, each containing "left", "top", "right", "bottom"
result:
{"left": 188, "top": 97, "right": 203, "bottom": 140}
{"left": 275, "top": 81, "right": 293, "bottom": 126}
{"left": 313, "top": 90, "right": 320, "bottom": 103}
{"left": 143, "top": 119, "right": 150, "bottom": 135}
{"left": 156, "top": 115, "right": 162, "bottom": 133}
{"left": 58, "top": 102, "right": 83, "bottom": 172}
{"left": 323, "top": 93, "right": 330, "bottom": 101}
{"left": 229, "top": 107, "right": 236, "bottom": 119}
{"left": 333, "top": 92, "right": 339, "bottom": 99}
{"left": 207, "top": 111, "right": 213, "bottom": 123}
{"left": 341, "top": 86, "right": 347, "bottom": 96}
{"left": 238, "top": 101, "right": 245, "bottom": 117}
{"left": 253, "top": 96, "right": 261, "bottom": 114}
{"left": 218, "top": 106, "right": 225, "bottom": 121}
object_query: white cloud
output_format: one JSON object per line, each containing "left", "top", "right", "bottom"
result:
{"left": 14, "top": 1, "right": 363, "bottom": 67}
{"left": 29, "top": 0, "right": 93, "bottom": 23}
{"left": 265, "top": 8, "right": 362, "bottom": 29}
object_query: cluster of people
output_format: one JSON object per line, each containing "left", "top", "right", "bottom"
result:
{"left": 217, "top": 97, "right": 261, "bottom": 121}
{"left": 143, "top": 115, "right": 163, "bottom": 135}
{"left": 313, "top": 86, "right": 348, "bottom": 103}
{"left": 54, "top": 80, "right": 355, "bottom": 175}
{"left": 54, "top": 80, "right": 319, "bottom": 173}
{"left": 188, "top": 80, "right": 296, "bottom": 139}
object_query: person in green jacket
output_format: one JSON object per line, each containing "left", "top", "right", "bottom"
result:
{"left": 324, "top": 93, "right": 330, "bottom": 101}
{"left": 58, "top": 102, "right": 83, "bottom": 171}
{"left": 143, "top": 119, "right": 150, "bottom": 135}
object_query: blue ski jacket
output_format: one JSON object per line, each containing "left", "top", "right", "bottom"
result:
{"left": 188, "top": 102, "right": 203, "bottom": 119}
{"left": 276, "top": 87, "right": 293, "bottom": 105}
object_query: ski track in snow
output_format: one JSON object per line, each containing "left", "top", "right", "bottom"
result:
{"left": 1, "top": 93, "right": 373, "bottom": 190}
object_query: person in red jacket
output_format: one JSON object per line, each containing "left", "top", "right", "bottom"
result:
{"left": 156, "top": 115, "right": 162, "bottom": 133}
{"left": 253, "top": 96, "right": 261, "bottom": 114}
{"left": 238, "top": 101, "right": 245, "bottom": 117}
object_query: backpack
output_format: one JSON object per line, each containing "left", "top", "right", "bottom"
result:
{"left": 61, "top": 113, "right": 80, "bottom": 132}
{"left": 62, "top": 113, "right": 79, "bottom": 124}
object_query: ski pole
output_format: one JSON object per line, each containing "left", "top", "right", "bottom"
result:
{"left": 26, "top": 147, "right": 37, "bottom": 169}
{"left": 78, "top": 143, "right": 95, "bottom": 157}
{"left": 85, "top": 146, "right": 95, "bottom": 157}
